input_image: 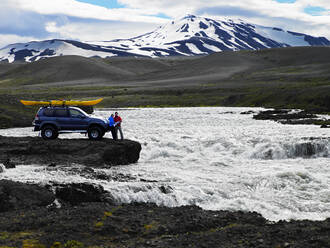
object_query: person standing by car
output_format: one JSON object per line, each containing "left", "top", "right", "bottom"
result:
{"left": 114, "top": 112, "right": 124, "bottom": 140}
{"left": 108, "top": 114, "right": 117, "bottom": 140}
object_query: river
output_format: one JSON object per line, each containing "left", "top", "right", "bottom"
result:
{"left": 1, "top": 107, "right": 329, "bottom": 221}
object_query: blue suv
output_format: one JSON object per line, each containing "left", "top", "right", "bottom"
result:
{"left": 33, "top": 106, "right": 109, "bottom": 140}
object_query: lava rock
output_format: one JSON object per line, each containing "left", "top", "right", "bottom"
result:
{"left": 240, "top": 110, "right": 256, "bottom": 115}
{"left": 55, "top": 183, "right": 106, "bottom": 205}
{"left": 252, "top": 109, "right": 330, "bottom": 126}
{"left": 0, "top": 197, "right": 329, "bottom": 247}
{"left": 159, "top": 185, "right": 173, "bottom": 194}
{"left": 94, "top": 171, "right": 111, "bottom": 180}
{"left": 0, "top": 180, "right": 55, "bottom": 212}
{"left": 47, "top": 162, "right": 57, "bottom": 167}
{"left": 253, "top": 110, "right": 317, "bottom": 121}
{"left": 0, "top": 136, "right": 142, "bottom": 167}
{"left": 3, "top": 158, "right": 15, "bottom": 169}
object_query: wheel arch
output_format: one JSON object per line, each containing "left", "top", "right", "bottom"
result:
{"left": 41, "top": 122, "right": 59, "bottom": 130}
{"left": 88, "top": 123, "right": 105, "bottom": 132}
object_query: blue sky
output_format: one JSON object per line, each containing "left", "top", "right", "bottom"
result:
{"left": 76, "top": 0, "right": 328, "bottom": 18}
{"left": 304, "top": 6, "right": 327, "bottom": 16}
{"left": 0, "top": 0, "right": 329, "bottom": 48}
{"left": 76, "top": 0, "right": 125, "bottom": 9}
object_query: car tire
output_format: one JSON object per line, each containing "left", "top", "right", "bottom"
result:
{"left": 41, "top": 125, "right": 58, "bottom": 140}
{"left": 88, "top": 126, "right": 103, "bottom": 140}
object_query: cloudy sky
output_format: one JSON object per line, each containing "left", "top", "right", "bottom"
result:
{"left": 0, "top": 0, "right": 329, "bottom": 48}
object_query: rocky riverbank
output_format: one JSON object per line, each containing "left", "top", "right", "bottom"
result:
{"left": 0, "top": 180, "right": 329, "bottom": 248}
{"left": 253, "top": 109, "right": 330, "bottom": 127}
{"left": 0, "top": 136, "right": 141, "bottom": 167}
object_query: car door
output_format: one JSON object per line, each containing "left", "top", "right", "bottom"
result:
{"left": 69, "top": 108, "right": 89, "bottom": 130}
{"left": 54, "top": 108, "right": 70, "bottom": 130}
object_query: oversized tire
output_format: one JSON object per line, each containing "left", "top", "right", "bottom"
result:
{"left": 41, "top": 125, "right": 58, "bottom": 140}
{"left": 88, "top": 126, "right": 103, "bottom": 140}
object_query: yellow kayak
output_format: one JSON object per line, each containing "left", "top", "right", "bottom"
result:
{"left": 20, "top": 98, "right": 103, "bottom": 106}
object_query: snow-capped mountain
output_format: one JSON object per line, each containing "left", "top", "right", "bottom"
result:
{"left": 1, "top": 15, "right": 329, "bottom": 63}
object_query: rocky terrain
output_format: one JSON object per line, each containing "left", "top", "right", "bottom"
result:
{"left": 253, "top": 109, "right": 330, "bottom": 127}
{"left": 0, "top": 136, "right": 141, "bottom": 167}
{"left": 0, "top": 180, "right": 329, "bottom": 248}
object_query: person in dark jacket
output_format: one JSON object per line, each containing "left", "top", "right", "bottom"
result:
{"left": 108, "top": 114, "right": 117, "bottom": 140}
{"left": 114, "top": 112, "right": 124, "bottom": 140}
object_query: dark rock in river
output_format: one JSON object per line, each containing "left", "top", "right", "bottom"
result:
{"left": 240, "top": 110, "right": 256, "bottom": 115}
{"left": 55, "top": 183, "right": 106, "bottom": 205}
{"left": 0, "top": 180, "right": 55, "bottom": 212}
{"left": 252, "top": 109, "right": 330, "bottom": 126}
{"left": 0, "top": 136, "right": 142, "bottom": 167}
{"left": 159, "top": 185, "right": 174, "bottom": 194}
{"left": 254, "top": 110, "right": 317, "bottom": 121}
{"left": 3, "top": 158, "right": 16, "bottom": 169}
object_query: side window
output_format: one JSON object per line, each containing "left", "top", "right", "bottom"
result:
{"left": 43, "top": 108, "right": 54, "bottom": 117}
{"left": 69, "top": 109, "right": 83, "bottom": 117}
{"left": 55, "top": 109, "right": 69, "bottom": 117}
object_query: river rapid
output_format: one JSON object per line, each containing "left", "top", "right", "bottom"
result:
{"left": 1, "top": 107, "right": 329, "bottom": 222}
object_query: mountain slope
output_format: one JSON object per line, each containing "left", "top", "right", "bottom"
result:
{"left": 0, "top": 15, "right": 329, "bottom": 63}
{"left": 0, "top": 47, "right": 329, "bottom": 128}
{"left": 100, "top": 15, "right": 329, "bottom": 55}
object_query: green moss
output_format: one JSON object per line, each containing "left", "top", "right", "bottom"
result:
{"left": 143, "top": 221, "right": 159, "bottom": 234}
{"left": 0, "top": 232, "right": 9, "bottom": 240}
{"left": 50, "top": 242, "right": 62, "bottom": 248}
{"left": 94, "top": 221, "right": 104, "bottom": 228}
{"left": 104, "top": 211, "right": 113, "bottom": 217}
{"left": 22, "top": 239, "right": 45, "bottom": 248}
{"left": 64, "top": 240, "right": 84, "bottom": 248}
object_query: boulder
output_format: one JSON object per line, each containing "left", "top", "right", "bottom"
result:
{"left": 0, "top": 136, "right": 142, "bottom": 167}
{"left": 3, "top": 158, "right": 16, "bottom": 169}
{"left": 0, "top": 180, "right": 55, "bottom": 212}
{"left": 55, "top": 183, "right": 106, "bottom": 205}
{"left": 159, "top": 185, "right": 173, "bottom": 194}
{"left": 240, "top": 110, "right": 256, "bottom": 115}
{"left": 253, "top": 110, "right": 317, "bottom": 121}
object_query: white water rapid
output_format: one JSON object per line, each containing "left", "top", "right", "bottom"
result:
{"left": 0, "top": 107, "right": 329, "bottom": 221}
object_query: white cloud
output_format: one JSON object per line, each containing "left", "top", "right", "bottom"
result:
{"left": 0, "top": 34, "right": 40, "bottom": 49}
{"left": 16, "top": 0, "right": 168, "bottom": 23}
{"left": 45, "top": 21, "right": 158, "bottom": 41}
{"left": 118, "top": 0, "right": 330, "bottom": 37}
{"left": 0, "top": 0, "right": 329, "bottom": 48}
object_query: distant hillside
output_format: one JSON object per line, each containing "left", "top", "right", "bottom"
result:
{"left": 0, "top": 15, "right": 329, "bottom": 63}
{"left": 0, "top": 46, "right": 329, "bottom": 130}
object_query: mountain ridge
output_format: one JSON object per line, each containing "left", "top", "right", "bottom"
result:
{"left": 1, "top": 14, "right": 329, "bottom": 63}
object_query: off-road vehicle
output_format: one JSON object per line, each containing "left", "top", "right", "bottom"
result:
{"left": 33, "top": 106, "right": 109, "bottom": 140}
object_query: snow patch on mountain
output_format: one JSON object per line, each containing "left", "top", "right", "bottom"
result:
{"left": 0, "top": 40, "right": 119, "bottom": 63}
{"left": 254, "top": 26, "right": 309, "bottom": 47}
{"left": 1, "top": 14, "right": 329, "bottom": 63}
